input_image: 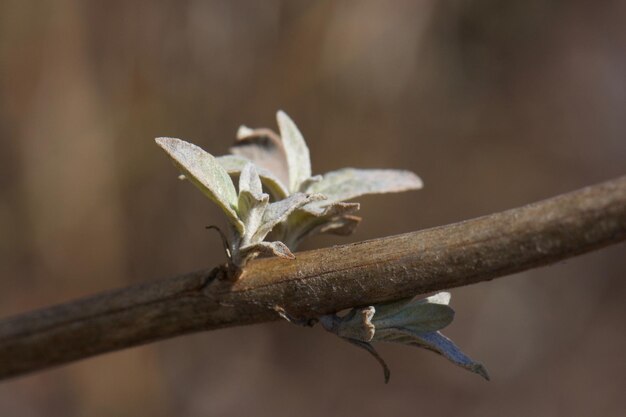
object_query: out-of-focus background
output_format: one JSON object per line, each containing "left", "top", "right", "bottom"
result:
{"left": 1, "top": 1, "right": 625, "bottom": 416}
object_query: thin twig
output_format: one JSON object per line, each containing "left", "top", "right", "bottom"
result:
{"left": 0, "top": 176, "right": 625, "bottom": 380}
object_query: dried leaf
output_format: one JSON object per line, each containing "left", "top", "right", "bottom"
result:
{"left": 307, "top": 168, "right": 423, "bottom": 206}
{"left": 217, "top": 155, "right": 289, "bottom": 200}
{"left": 276, "top": 111, "right": 312, "bottom": 192}
{"left": 231, "top": 126, "right": 290, "bottom": 187}
{"left": 155, "top": 137, "right": 243, "bottom": 233}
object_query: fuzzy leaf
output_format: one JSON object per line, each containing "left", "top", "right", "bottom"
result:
{"left": 316, "top": 215, "right": 362, "bottom": 236}
{"left": 276, "top": 111, "right": 312, "bottom": 192}
{"left": 375, "top": 329, "right": 490, "bottom": 380}
{"left": 306, "top": 168, "right": 423, "bottom": 206}
{"left": 298, "top": 174, "right": 323, "bottom": 191}
{"left": 238, "top": 163, "right": 263, "bottom": 197}
{"left": 372, "top": 292, "right": 455, "bottom": 333}
{"left": 321, "top": 293, "right": 485, "bottom": 382}
{"left": 238, "top": 190, "right": 269, "bottom": 246}
{"left": 300, "top": 201, "right": 360, "bottom": 217}
{"left": 239, "top": 240, "right": 295, "bottom": 261}
{"left": 232, "top": 126, "right": 290, "bottom": 187}
{"left": 217, "top": 155, "right": 289, "bottom": 199}
{"left": 279, "top": 202, "right": 361, "bottom": 249}
{"left": 254, "top": 193, "right": 326, "bottom": 242}
{"left": 323, "top": 293, "right": 454, "bottom": 343}
{"left": 155, "top": 137, "right": 243, "bottom": 233}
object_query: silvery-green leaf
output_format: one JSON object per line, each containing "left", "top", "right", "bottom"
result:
{"left": 306, "top": 168, "right": 423, "bottom": 206}
{"left": 217, "top": 155, "right": 289, "bottom": 200}
{"left": 280, "top": 203, "right": 361, "bottom": 249}
{"left": 298, "top": 175, "right": 323, "bottom": 192}
{"left": 276, "top": 111, "right": 312, "bottom": 192}
{"left": 237, "top": 190, "right": 269, "bottom": 246}
{"left": 231, "top": 126, "right": 290, "bottom": 187}
{"left": 300, "top": 201, "right": 360, "bottom": 217}
{"left": 238, "top": 240, "right": 295, "bottom": 262}
{"left": 281, "top": 214, "right": 361, "bottom": 250}
{"left": 253, "top": 193, "right": 326, "bottom": 242}
{"left": 237, "top": 164, "right": 269, "bottom": 245}
{"left": 376, "top": 329, "right": 490, "bottom": 380}
{"left": 372, "top": 292, "right": 455, "bottom": 333}
{"left": 238, "top": 163, "right": 263, "bottom": 197}
{"left": 155, "top": 137, "right": 243, "bottom": 233}
{"left": 316, "top": 214, "right": 361, "bottom": 236}
{"left": 423, "top": 291, "right": 451, "bottom": 305}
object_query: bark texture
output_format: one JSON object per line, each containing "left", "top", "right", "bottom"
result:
{"left": 1, "top": 176, "right": 625, "bottom": 380}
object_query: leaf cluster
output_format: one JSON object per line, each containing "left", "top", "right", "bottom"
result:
{"left": 156, "top": 111, "right": 486, "bottom": 382}
{"left": 320, "top": 292, "right": 489, "bottom": 382}
{"left": 156, "top": 111, "right": 422, "bottom": 265}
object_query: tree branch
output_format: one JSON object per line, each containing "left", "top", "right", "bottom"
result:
{"left": 1, "top": 176, "right": 625, "bottom": 380}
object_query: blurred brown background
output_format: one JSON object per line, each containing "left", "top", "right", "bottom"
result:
{"left": 1, "top": 1, "right": 625, "bottom": 416}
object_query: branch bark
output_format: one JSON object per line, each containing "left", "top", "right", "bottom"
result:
{"left": 1, "top": 176, "right": 625, "bottom": 380}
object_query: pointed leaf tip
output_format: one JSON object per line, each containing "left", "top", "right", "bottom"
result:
{"left": 276, "top": 111, "right": 312, "bottom": 192}
{"left": 155, "top": 136, "right": 243, "bottom": 233}
{"left": 237, "top": 241, "right": 295, "bottom": 265}
{"left": 239, "top": 162, "right": 263, "bottom": 196}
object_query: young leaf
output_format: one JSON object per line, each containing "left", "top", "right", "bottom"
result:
{"left": 237, "top": 190, "right": 269, "bottom": 247}
{"left": 155, "top": 137, "right": 243, "bottom": 233}
{"left": 320, "top": 293, "right": 487, "bottom": 381}
{"left": 276, "top": 111, "right": 312, "bottom": 192}
{"left": 306, "top": 168, "right": 423, "bottom": 206}
{"left": 238, "top": 163, "right": 263, "bottom": 197}
{"left": 298, "top": 175, "right": 323, "bottom": 191}
{"left": 253, "top": 193, "right": 326, "bottom": 243}
{"left": 299, "top": 201, "right": 360, "bottom": 217}
{"left": 372, "top": 293, "right": 455, "bottom": 333}
{"left": 374, "top": 329, "right": 490, "bottom": 380}
{"left": 217, "top": 155, "right": 289, "bottom": 200}
{"left": 239, "top": 240, "right": 295, "bottom": 262}
{"left": 314, "top": 214, "right": 361, "bottom": 236}
{"left": 279, "top": 202, "right": 360, "bottom": 249}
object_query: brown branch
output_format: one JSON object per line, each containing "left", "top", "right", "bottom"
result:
{"left": 1, "top": 176, "right": 625, "bottom": 380}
